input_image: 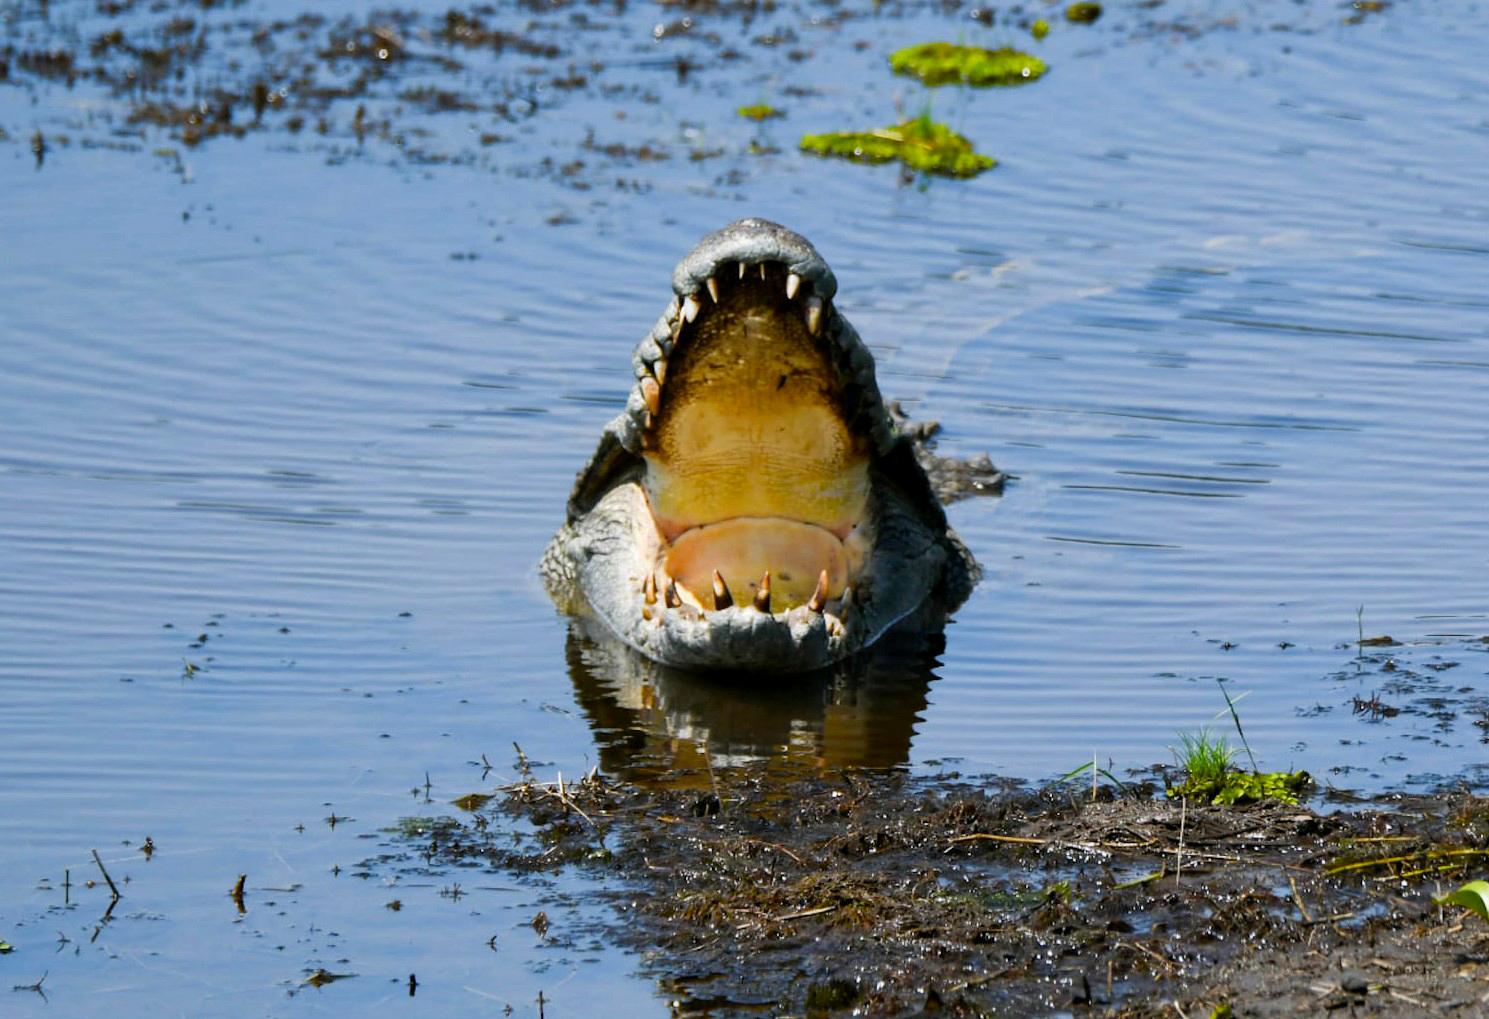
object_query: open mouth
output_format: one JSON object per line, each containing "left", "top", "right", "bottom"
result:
{"left": 631, "top": 258, "right": 877, "bottom": 625}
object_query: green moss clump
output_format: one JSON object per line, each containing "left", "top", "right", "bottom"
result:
{"left": 890, "top": 42, "right": 1047, "bottom": 86}
{"left": 736, "top": 103, "right": 784, "bottom": 121}
{"left": 800, "top": 115, "right": 996, "bottom": 179}
{"left": 1066, "top": 2, "right": 1103, "bottom": 23}
{"left": 1176, "top": 770, "right": 1311, "bottom": 806}
{"left": 1031, "top": 19, "right": 1050, "bottom": 40}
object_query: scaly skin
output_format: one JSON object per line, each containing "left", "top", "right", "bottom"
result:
{"left": 541, "top": 219, "right": 980, "bottom": 673}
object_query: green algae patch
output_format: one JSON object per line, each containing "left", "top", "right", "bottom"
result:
{"left": 800, "top": 115, "right": 996, "bottom": 178}
{"left": 889, "top": 42, "right": 1046, "bottom": 87}
{"left": 736, "top": 103, "right": 784, "bottom": 121}
{"left": 1066, "top": 2, "right": 1103, "bottom": 23}
{"left": 1175, "top": 769, "right": 1312, "bottom": 806}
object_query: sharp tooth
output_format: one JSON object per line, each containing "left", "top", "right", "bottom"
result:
{"left": 785, "top": 273, "right": 801, "bottom": 300}
{"left": 807, "top": 569, "right": 829, "bottom": 613}
{"left": 643, "top": 573, "right": 657, "bottom": 605}
{"left": 706, "top": 277, "right": 719, "bottom": 303}
{"left": 759, "top": 264, "right": 767, "bottom": 281}
{"left": 653, "top": 357, "right": 666, "bottom": 386}
{"left": 665, "top": 579, "right": 682, "bottom": 609}
{"left": 752, "top": 571, "right": 771, "bottom": 613}
{"left": 711, "top": 570, "right": 733, "bottom": 610}
{"left": 640, "top": 376, "right": 660, "bottom": 416}
{"left": 682, "top": 294, "right": 700, "bottom": 323}
{"left": 738, "top": 262, "right": 747, "bottom": 280}
{"left": 839, "top": 584, "right": 855, "bottom": 608}
{"left": 826, "top": 616, "right": 845, "bottom": 638}
{"left": 805, "top": 295, "right": 823, "bottom": 335}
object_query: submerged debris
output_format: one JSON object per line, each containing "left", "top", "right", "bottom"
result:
{"left": 889, "top": 42, "right": 1047, "bottom": 86}
{"left": 800, "top": 115, "right": 996, "bottom": 178}
{"left": 384, "top": 764, "right": 1489, "bottom": 1017}
{"left": 736, "top": 103, "right": 785, "bottom": 121}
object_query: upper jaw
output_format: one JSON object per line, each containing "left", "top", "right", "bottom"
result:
{"left": 671, "top": 217, "right": 837, "bottom": 305}
{"left": 613, "top": 219, "right": 898, "bottom": 462}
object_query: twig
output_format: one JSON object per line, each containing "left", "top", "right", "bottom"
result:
{"left": 1117, "top": 940, "right": 1177, "bottom": 973}
{"left": 947, "top": 833, "right": 1046, "bottom": 846}
{"left": 1302, "top": 911, "right": 1356, "bottom": 927}
{"left": 743, "top": 838, "right": 805, "bottom": 866}
{"left": 1175, "top": 797, "right": 1187, "bottom": 885}
{"left": 12, "top": 971, "right": 48, "bottom": 996}
{"left": 92, "top": 849, "right": 121, "bottom": 900}
{"left": 766, "top": 904, "right": 837, "bottom": 923}
{"left": 1289, "top": 876, "right": 1312, "bottom": 923}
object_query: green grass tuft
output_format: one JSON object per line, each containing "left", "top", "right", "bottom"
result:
{"left": 1170, "top": 727, "right": 1309, "bottom": 806}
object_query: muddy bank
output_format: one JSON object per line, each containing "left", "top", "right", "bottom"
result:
{"left": 389, "top": 765, "right": 1489, "bottom": 1017}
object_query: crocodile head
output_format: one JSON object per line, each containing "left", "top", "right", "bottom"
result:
{"left": 542, "top": 219, "right": 978, "bottom": 673}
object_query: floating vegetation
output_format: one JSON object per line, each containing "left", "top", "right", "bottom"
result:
{"left": 736, "top": 103, "right": 784, "bottom": 121}
{"left": 1066, "top": 2, "right": 1104, "bottom": 23}
{"left": 1170, "top": 727, "right": 1310, "bottom": 806}
{"left": 1031, "top": 19, "right": 1050, "bottom": 40}
{"left": 799, "top": 115, "right": 996, "bottom": 178}
{"left": 889, "top": 42, "right": 1047, "bottom": 87}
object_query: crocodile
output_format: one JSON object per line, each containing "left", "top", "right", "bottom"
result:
{"left": 541, "top": 218, "right": 994, "bottom": 673}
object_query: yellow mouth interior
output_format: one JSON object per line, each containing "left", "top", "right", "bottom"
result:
{"left": 641, "top": 268, "right": 870, "bottom": 609}
{"left": 663, "top": 517, "right": 855, "bottom": 609}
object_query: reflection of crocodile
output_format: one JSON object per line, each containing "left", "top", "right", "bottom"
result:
{"left": 562, "top": 614, "right": 943, "bottom": 785}
{"left": 541, "top": 219, "right": 999, "bottom": 672}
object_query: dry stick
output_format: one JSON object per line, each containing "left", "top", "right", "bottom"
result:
{"left": 1174, "top": 797, "right": 1187, "bottom": 885}
{"left": 947, "top": 833, "right": 1047, "bottom": 846}
{"left": 1288, "top": 876, "right": 1313, "bottom": 923}
{"left": 1118, "top": 940, "right": 1177, "bottom": 973}
{"left": 767, "top": 904, "right": 837, "bottom": 923}
{"left": 91, "top": 849, "right": 121, "bottom": 900}
{"left": 1303, "top": 911, "right": 1356, "bottom": 927}
{"left": 742, "top": 838, "right": 805, "bottom": 866}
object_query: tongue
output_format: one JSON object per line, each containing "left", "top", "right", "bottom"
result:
{"left": 663, "top": 518, "right": 847, "bottom": 610}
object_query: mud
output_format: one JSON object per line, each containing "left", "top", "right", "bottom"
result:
{"left": 393, "top": 765, "right": 1489, "bottom": 1017}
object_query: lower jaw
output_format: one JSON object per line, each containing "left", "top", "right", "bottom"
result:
{"left": 656, "top": 516, "right": 860, "bottom": 612}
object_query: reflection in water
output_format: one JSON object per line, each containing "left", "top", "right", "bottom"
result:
{"left": 563, "top": 608, "right": 949, "bottom": 787}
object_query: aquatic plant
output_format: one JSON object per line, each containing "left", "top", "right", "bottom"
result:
{"left": 1172, "top": 727, "right": 1236, "bottom": 790}
{"left": 889, "top": 42, "right": 1046, "bottom": 86}
{"left": 736, "top": 103, "right": 784, "bottom": 121}
{"left": 1170, "top": 726, "right": 1308, "bottom": 806}
{"left": 799, "top": 114, "right": 996, "bottom": 178}
{"left": 1435, "top": 880, "right": 1489, "bottom": 923}
{"left": 1066, "top": 2, "right": 1103, "bottom": 23}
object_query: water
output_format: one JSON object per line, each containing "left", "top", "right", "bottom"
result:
{"left": 2, "top": 0, "right": 1486, "bottom": 1014}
